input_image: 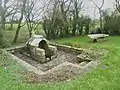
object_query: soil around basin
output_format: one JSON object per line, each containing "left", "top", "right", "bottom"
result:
{"left": 13, "top": 50, "right": 78, "bottom": 71}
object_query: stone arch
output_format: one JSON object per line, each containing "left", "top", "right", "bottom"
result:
{"left": 38, "top": 40, "right": 48, "bottom": 49}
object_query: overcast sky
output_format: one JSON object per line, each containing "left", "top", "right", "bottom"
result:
{"left": 84, "top": 0, "right": 115, "bottom": 18}
{"left": 37, "top": 0, "right": 115, "bottom": 19}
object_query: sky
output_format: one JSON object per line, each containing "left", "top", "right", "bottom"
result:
{"left": 35, "top": 0, "right": 115, "bottom": 19}
{"left": 83, "top": 0, "right": 115, "bottom": 18}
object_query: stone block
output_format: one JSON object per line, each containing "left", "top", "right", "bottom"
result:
{"left": 49, "top": 45, "right": 57, "bottom": 54}
{"left": 30, "top": 47, "right": 47, "bottom": 63}
{"left": 77, "top": 54, "right": 93, "bottom": 62}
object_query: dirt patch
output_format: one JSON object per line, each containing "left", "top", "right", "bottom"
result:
{"left": 24, "top": 62, "right": 84, "bottom": 83}
{"left": 23, "top": 61, "right": 99, "bottom": 83}
{"left": 13, "top": 50, "right": 78, "bottom": 71}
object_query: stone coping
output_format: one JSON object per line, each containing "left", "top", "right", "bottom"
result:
{"left": 3, "top": 50, "right": 44, "bottom": 75}
{"left": 50, "top": 43, "right": 85, "bottom": 54}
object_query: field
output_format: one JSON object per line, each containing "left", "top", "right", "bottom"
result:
{"left": 0, "top": 30, "right": 120, "bottom": 90}
{"left": 4, "top": 24, "right": 45, "bottom": 45}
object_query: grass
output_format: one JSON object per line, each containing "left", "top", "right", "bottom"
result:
{"left": 4, "top": 24, "right": 45, "bottom": 45}
{"left": 0, "top": 50, "right": 25, "bottom": 90}
{"left": 0, "top": 35, "right": 120, "bottom": 90}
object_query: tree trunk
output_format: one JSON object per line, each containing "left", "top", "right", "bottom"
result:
{"left": 85, "top": 25, "right": 89, "bottom": 35}
{"left": 72, "top": 22, "right": 76, "bottom": 36}
{"left": 78, "top": 24, "right": 83, "bottom": 35}
{"left": 10, "top": 14, "right": 15, "bottom": 30}
{"left": 13, "top": 19, "right": 23, "bottom": 43}
{"left": 1, "top": 16, "right": 5, "bottom": 30}
{"left": 0, "top": 0, "right": 5, "bottom": 30}
{"left": 29, "top": 30, "right": 32, "bottom": 38}
{"left": 100, "top": 12, "right": 103, "bottom": 33}
{"left": 0, "top": 0, "right": 5, "bottom": 45}
{"left": 13, "top": 24, "right": 21, "bottom": 43}
{"left": 10, "top": 22, "right": 13, "bottom": 30}
{"left": 13, "top": 0, "right": 26, "bottom": 43}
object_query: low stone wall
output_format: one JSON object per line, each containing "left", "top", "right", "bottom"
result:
{"left": 50, "top": 44, "right": 84, "bottom": 55}
{"left": 6, "top": 46, "right": 25, "bottom": 54}
{"left": 2, "top": 49, "right": 44, "bottom": 75}
{"left": 31, "top": 47, "right": 46, "bottom": 63}
{"left": 49, "top": 45, "right": 57, "bottom": 54}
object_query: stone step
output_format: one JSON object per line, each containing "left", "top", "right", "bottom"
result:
{"left": 8, "top": 51, "right": 44, "bottom": 75}
{"left": 4, "top": 45, "right": 25, "bottom": 51}
{"left": 42, "top": 61, "right": 83, "bottom": 75}
{"left": 79, "top": 61, "right": 88, "bottom": 66}
{"left": 83, "top": 61, "right": 98, "bottom": 72}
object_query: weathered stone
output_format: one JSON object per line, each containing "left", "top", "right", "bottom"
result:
{"left": 49, "top": 45, "right": 57, "bottom": 55}
{"left": 31, "top": 47, "right": 46, "bottom": 63}
{"left": 43, "top": 61, "right": 83, "bottom": 75}
{"left": 79, "top": 61, "right": 88, "bottom": 66}
{"left": 6, "top": 50, "right": 44, "bottom": 75}
{"left": 83, "top": 61, "right": 98, "bottom": 72}
{"left": 26, "top": 35, "right": 57, "bottom": 62}
{"left": 88, "top": 34, "right": 109, "bottom": 42}
{"left": 88, "top": 34, "right": 109, "bottom": 39}
{"left": 49, "top": 45, "right": 57, "bottom": 59}
{"left": 77, "top": 54, "right": 93, "bottom": 62}
{"left": 54, "top": 44, "right": 83, "bottom": 54}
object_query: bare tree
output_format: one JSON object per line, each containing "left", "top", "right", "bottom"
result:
{"left": 115, "top": 0, "right": 120, "bottom": 13}
{"left": 13, "top": 0, "right": 27, "bottom": 43}
{"left": 90, "top": 0, "right": 104, "bottom": 32}
{"left": 0, "top": 0, "right": 4, "bottom": 45}
{"left": 58, "top": 0, "right": 72, "bottom": 35}
{"left": 9, "top": 11, "right": 16, "bottom": 30}
{"left": 24, "top": 0, "right": 43, "bottom": 37}
{"left": 0, "top": 0, "right": 17, "bottom": 30}
{"left": 42, "top": 0, "right": 72, "bottom": 38}
{"left": 71, "top": 0, "right": 83, "bottom": 35}
{"left": 0, "top": 0, "right": 5, "bottom": 30}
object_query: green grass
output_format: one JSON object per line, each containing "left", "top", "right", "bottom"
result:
{"left": 4, "top": 24, "right": 45, "bottom": 45}
{"left": 0, "top": 50, "right": 25, "bottom": 90}
{"left": 0, "top": 36, "right": 120, "bottom": 90}
{"left": 55, "top": 36, "right": 120, "bottom": 48}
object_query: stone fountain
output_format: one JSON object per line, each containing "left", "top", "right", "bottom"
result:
{"left": 26, "top": 35, "right": 57, "bottom": 63}
{"left": 5, "top": 35, "right": 103, "bottom": 83}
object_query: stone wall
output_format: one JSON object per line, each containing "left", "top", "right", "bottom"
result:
{"left": 30, "top": 47, "right": 46, "bottom": 63}
{"left": 30, "top": 45, "right": 57, "bottom": 63}
{"left": 50, "top": 44, "right": 84, "bottom": 55}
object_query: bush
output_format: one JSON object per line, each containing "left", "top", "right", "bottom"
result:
{"left": 0, "top": 29, "right": 9, "bottom": 48}
{"left": 0, "top": 30, "right": 5, "bottom": 48}
{"left": 93, "top": 27, "right": 102, "bottom": 34}
{"left": 103, "top": 15, "right": 120, "bottom": 35}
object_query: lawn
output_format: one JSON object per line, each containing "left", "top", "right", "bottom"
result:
{"left": 0, "top": 36, "right": 120, "bottom": 90}
{"left": 4, "top": 24, "right": 45, "bottom": 45}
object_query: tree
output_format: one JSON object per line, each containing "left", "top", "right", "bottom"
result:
{"left": 0, "top": 0, "right": 17, "bottom": 30}
{"left": 115, "top": 0, "right": 120, "bottom": 13}
{"left": 90, "top": 0, "right": 104, "bottom": 33}
{"left": 13, "top": 0, "right": 27, "bottom": 43}
{"left": 24, "top": 0, "right": 43, "bottom": 37}
{"left": 0, "top": 0, "right": 5, "bottom": 46}
{"left": 71, "top": 0, "right": 83, "bottom": 36}
{"left": 58, "top": 0, "right": 72, "bottom": 36}
{"left": 43, "top": 0, "right": 61, "bottom": 39}
{"left": 103, "top": 10, "right": 120, "bottom": 35}
{"left": 43, "top": 0, "right": 72, "bottom": 39}
{"left": 84, "top": 16, "right": 91, "bottom": 34}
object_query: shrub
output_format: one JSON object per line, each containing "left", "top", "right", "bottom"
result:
{"left": 103, "top": 15, "right": 120, "bottom": 35}
{"left": 0, "top": 29, "right": 9, "bottom": 48}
